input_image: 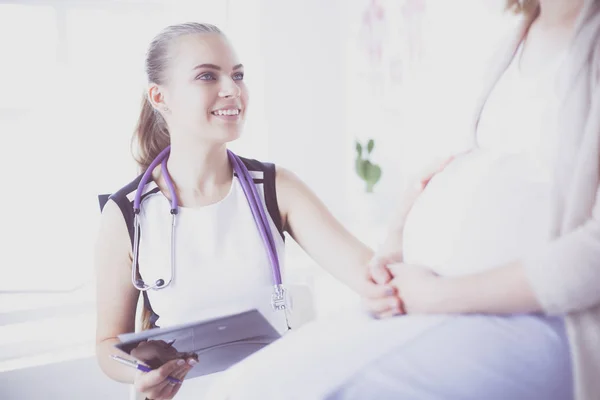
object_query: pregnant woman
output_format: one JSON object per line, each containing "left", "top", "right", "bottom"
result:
{"left": 206, "top": 1, "right": 600, "bottom": 399}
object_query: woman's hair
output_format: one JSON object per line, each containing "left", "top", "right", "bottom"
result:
{"left": 132, "top": 22, "right": 223, "bottom": 172}
{"left": 504, "top": 0, "right": 539, "bottom": 14}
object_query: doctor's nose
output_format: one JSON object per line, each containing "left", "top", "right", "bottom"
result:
{"left": 218, "top": 78, "right": 241, "bottom": 99}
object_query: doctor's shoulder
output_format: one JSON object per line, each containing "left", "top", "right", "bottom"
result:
{"left": 269, "top": 163, "right": 331, "bottom": 236}
{"left": 96, "top": 174, "right": 144, "bottom": 255}
{"left": 234, "top": 155, "right": 319, "bottom": 235}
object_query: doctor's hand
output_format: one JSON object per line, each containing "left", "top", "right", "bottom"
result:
{"left": 388, "top": 263, "right": 442, "bottom": 314}
{"left": 131, "top": 339, "right": 198, "bottom": 369}
{"left": 133, "top": 357, "right": 196, "bottom": 400}
{"left": 361, "top": 249, "right": 404, "bottom": 319}
{"left": 360, "top": 226, "right": 407, "bottom": 319}
{"left": 362, "top": 154, "right": 459, "bottom": 319}
{"left": 131, "top": 340, "right": 198, "bottom": 399}
{"left": 357, "top": 241, "right": 404, "bottom": 319}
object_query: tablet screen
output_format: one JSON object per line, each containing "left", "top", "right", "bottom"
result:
{"left": 114, "top": 309, "right": 281, "bottom": 378}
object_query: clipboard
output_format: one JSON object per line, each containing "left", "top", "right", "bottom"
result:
{"left": 114, "top": 309, "right": 282, "bottom": 379}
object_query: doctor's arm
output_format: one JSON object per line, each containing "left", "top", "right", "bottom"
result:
{"left": 94, "top": 200, "right": 192, "bottom": 399}
{"left": 275, "top": 167, "right": 397, "bottom": 305}
{"left": 94, "top": 199, "right": 141, "bottom": 383}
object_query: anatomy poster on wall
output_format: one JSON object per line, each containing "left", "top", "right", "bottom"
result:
{"left": 354, "top": 0, "right": 427, "bottom": 108}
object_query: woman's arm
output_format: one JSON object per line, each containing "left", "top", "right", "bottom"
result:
{"left": 395, "top": 180, "right": 600, "bottom": 316}
{"left": 440, "top": 186, "right": 600, "bottom": 316}
{"left": 94, "top": 199, "right": 141, "bottom": 383}
{"left": 427, "top": 262, "right": 543, "bottom": 314}
{"left": 387, "top": 261, "right": 543, "bottom": 315}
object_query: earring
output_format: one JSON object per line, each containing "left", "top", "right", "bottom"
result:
{"left": 163, "top": 106, "right": 170, "bottom": 112}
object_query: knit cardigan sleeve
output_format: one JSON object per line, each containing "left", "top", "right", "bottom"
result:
{"left": 523, "top": 184, "right": 600, "bottom": 315}
{"left": 522, "top": 41, "right": 600, "bottom": 315}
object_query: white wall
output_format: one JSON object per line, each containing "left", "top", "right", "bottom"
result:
{"left": 257, "top": 0, "right": 351, "bottom": 220}
{"left": 228, "top": 0, "right": 352, "bottom": 221}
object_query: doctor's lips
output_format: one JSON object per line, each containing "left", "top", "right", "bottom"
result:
{"left": 211, "top": 105, "right": 242, "bottom": 117}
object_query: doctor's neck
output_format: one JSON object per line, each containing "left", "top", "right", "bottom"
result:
{"left": 162, "top": 138, "right": 232, "bottom": 201}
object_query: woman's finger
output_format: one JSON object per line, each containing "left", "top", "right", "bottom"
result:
{"left": 361, "top": 280, "right": 396, "bottom": 299}
{"left": 159, "top": 358, "right": 197, "bottom": 399}
{"left": 136, "top": 370, "right": 170, "bottom": 399}
{"left": 153, "top": 381, "right": 178, "bottom": 400}
{"left": 135, "top": 370, "right": 168, "bottom": 395}
{"left": 378, "top": 296, "right": 405, "bottom": 319}
{"left": 136, "top": 359, "right": 186, "bottom": 394}
{"left": 364, "top": 295, "right": 402, "bottom": 316}
{"left": 172, "top": 359, "right": 196, "bottom": 380}
{"left": 368, "top": 256, "right": 393, "bottom": 284}
{"left": 377, "top": 306, "right": 404, "bottom": 319}
{"left": 147, "top": 364, "right": 189, "bottom": 400}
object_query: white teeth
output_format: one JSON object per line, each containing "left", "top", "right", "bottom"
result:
{"left": 213, "top": 109, "right": 239, "bottom": 116}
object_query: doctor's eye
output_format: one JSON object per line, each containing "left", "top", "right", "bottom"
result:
{"left": 196, "top": 72, "right": 217, "bottom": 81}
{"left": 232, "top": 72, "right": 244, "bottom": 81}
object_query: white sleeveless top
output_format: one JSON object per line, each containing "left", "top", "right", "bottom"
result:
{"left": 137, "top": 174, "right": 288, "bottom": 331}
{"left": 402, "top": 43, "right": 566, "bottom": 275}
{"left": 133, "top": 169, "right": 288, "bottom": 398}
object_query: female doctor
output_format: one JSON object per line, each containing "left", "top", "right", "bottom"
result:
{"left": 94, "top": 22, "right": 398, "bottom": 400}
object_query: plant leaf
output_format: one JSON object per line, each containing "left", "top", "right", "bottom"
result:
{"left": 355, "top": 141, "right": 362, "bottom": 157}
{"left": 355, "top": 159, "right": 367, "bottom": 180}
{"left": 367, "top": 139, "right": 374, "bottom": 154}
{"left": 365, "top": 163, "right": 381, "bottom": 185}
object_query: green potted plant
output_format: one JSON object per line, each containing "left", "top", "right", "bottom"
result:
{"left": 355, "top": 138, "right": 382, "bottom": 193}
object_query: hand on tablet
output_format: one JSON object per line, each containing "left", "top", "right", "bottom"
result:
{"left": 133, "top": 357, "right": 197, "bottom": 400}
{"left": 131, "top": 340, "right": 199, "bottom": 399}
{"left": 131, "top": 339, "right": 199, "bottom": 369}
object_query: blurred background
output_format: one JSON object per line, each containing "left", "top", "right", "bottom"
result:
{"left": 0, "top": 0, "right": 517, "bottom": 398}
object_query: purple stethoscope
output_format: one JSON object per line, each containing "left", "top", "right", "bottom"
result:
{"left": 131, "top": 145, "right": 287, "bottom": 311}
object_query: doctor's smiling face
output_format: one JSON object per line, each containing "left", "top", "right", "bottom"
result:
{"left": 146, "top": 27, "right": 249, "bottom": 145}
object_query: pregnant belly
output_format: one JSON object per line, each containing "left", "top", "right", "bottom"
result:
{"left": 402, "top": 150, "right": 552, "bottom": 277}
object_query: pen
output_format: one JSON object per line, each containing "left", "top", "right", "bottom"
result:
{"left": 110, "top": 355, "right": 182, "bottom": 384}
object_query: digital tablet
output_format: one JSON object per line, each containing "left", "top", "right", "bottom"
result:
{"left": 114, "top": 309, "right": 281, "bottom": 379}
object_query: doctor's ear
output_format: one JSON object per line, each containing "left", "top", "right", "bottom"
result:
{"left": 147, "top": 84, "right": 170, "bottom": 113}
